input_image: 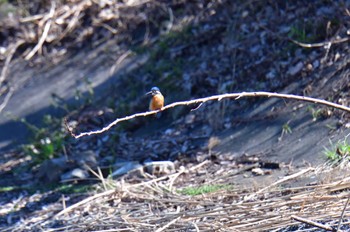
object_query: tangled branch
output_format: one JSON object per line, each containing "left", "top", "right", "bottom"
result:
{"left": 24, "top": 1, "right": 56, "bottom": 60}
{"left": 66, "top": 91, "right": 350, "bottom": 139}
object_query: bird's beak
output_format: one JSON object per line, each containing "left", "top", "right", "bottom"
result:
{"left": 145, "top": 91, "right": 152, "bottom": 96}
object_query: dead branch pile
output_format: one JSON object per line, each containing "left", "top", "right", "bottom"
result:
{"left": 0, "top": 0, "right": 177, "bottom": 62}
{"left": 7, "top": 160, "right": 350, "bottom": 232}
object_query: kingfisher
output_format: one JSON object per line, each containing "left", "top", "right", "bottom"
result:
{"left": 146, "top": 87, "right": 164, "bottom": 112}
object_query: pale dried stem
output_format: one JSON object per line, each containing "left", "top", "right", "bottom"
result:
{"left": 337, "top": 196, "right": 350, "bottom": 231}
{"left": 24, "top": 1, "right": 56, "bottom": 60}
{"left": 290, "top": 37, "right": 349, "bottom": 48}
{"left": 291, "top": 215, "right": 334, "bottom": 231}
{"left": 0, "top": 40, "right": 25, "bottom": 86}
{"left": 0, "top": 87, "right": 14, "bottom": 113}
{"left": 68, "top": 91, "right": 350, "bottom": 139}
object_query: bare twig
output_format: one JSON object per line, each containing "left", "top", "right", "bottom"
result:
{"left": 85, "top": 165, "right": 108, "bottom": 191}
{"left": 291, "top": 215, "right": 334, "bottom": 231}
{"left": 336, "top": 196, "right": 350, "bottom": 232}
{"left": 24, "top": 1, "right": 56, "bottom": 60}
{"left": 67, "top": 91, "right": 350, "bottom": 139}
{"left": 190, "top": 102, "right": 204, "bottom": 111}
{"left": 55, "top": 0, "right": 90, "bottom": 42}
{"left": 19, "top": 14, "right": 45, "bottom": 23}
{"left": 0, "top": 40, "right": 25, "bottom": 86}
{"left": 109, "top": 50, "right": 133, "bottom": 75}
{"left": 0, "top": 40, "right": 24, "bottom": 114}
{"left": 155, "top": 216, "right": 180, "bottom": 232}
{"left": 289, "top": 37, "right": 349, "bottom": 48}
{"left": 192, "top": 222, "right": 200, "bottom": 232}
{"left": 0, "top": 87, "right": 14, "bottom": 113}
{"left": 61, "top": 194, "right": 66, "bottom": 212}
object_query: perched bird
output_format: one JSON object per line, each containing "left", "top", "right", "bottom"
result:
{"left": 146, "top": 87, "right": 164, "bottom": 111}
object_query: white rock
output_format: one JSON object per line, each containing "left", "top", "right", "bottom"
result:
{"left": 252, "top": 167, "right": 264, "bottom": 176}
{"left": 143, "top": 161, "right": 175, "bottom": 176}
{"left": 61, "top": 168, "right": 89, "bottom": 180}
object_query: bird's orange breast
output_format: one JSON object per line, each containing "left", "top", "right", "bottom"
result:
{"left": 150, "top": 94, "right": 164, "bottom": 111}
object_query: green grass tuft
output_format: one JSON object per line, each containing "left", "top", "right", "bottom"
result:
{"left": 324, "top": 138, "right": 350, "bottom": 163}
{"left": 178, "top": 184, "right": 231, "bottom": 196}
{"left": 0, "top": 186, "right": 17, "bottom": 192}
{"left": 55, "top": 183, "right": 93, "bottom": 194}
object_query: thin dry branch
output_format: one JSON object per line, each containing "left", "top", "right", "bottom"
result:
{"left": 67, "top": 91, "right": 350, "bottom": 139}
{"left": 337, "top": 196, "right": 350, "bottom": 232}
{"left": 24, "top": 1, "right": 56, "bottom": 60}
{"left": 155, "top": 216, "right": 180, "bottom": 232}
{"left": 289, "top": 37, "right": 349, "bottom": 48}
{"left": 291, "top": 215, "right": 334, "bottom": 231}
{"left": 0, "top": 40, "right": 25, "bottom": 86}
{"left": 0, "top": 87, "right": 14, "bottom": 113}
{"left": 55, "top": 0, "right": 90, "bottom": 42}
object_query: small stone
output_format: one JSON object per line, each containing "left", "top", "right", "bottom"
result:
{"left": 287, "top": 62, "right": 303, "bottom": 76}
{"left": 306, "top": 63, "right": 313, "bottom": 71}
{"left": 313, "top": 60, "right": 320, "bottom": 69}
{"left": 266, "top": 70, "right": 276, "bottom": 79}
{"left": 0, "top": 47, "right": 6, "bottom": 55}
{"left": 334, "top": 52, "right": 341, "bottom": 62}
{"left": 143, "top": 161, "right": 175, "bottom": 176}
{"left": 241, "top": 10, "right": 249, "bottom": 18}
{"left": 252, "top": 167, "right": 265, "bottom": 176}
{"left": 61, "top": 168, "right": 89, "bottom": 181}
{"left": 224, "top": 122, "right": 232, "bottom": 129}
{"left": 185, "top": 114, "right": 195, "bottom": 124}
{"left": 164, "top": 128, "right": 174, "bottom": 135}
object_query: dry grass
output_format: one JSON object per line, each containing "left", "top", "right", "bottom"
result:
{"left": 6, "top": 159, "right": 349, "bottom": 232}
